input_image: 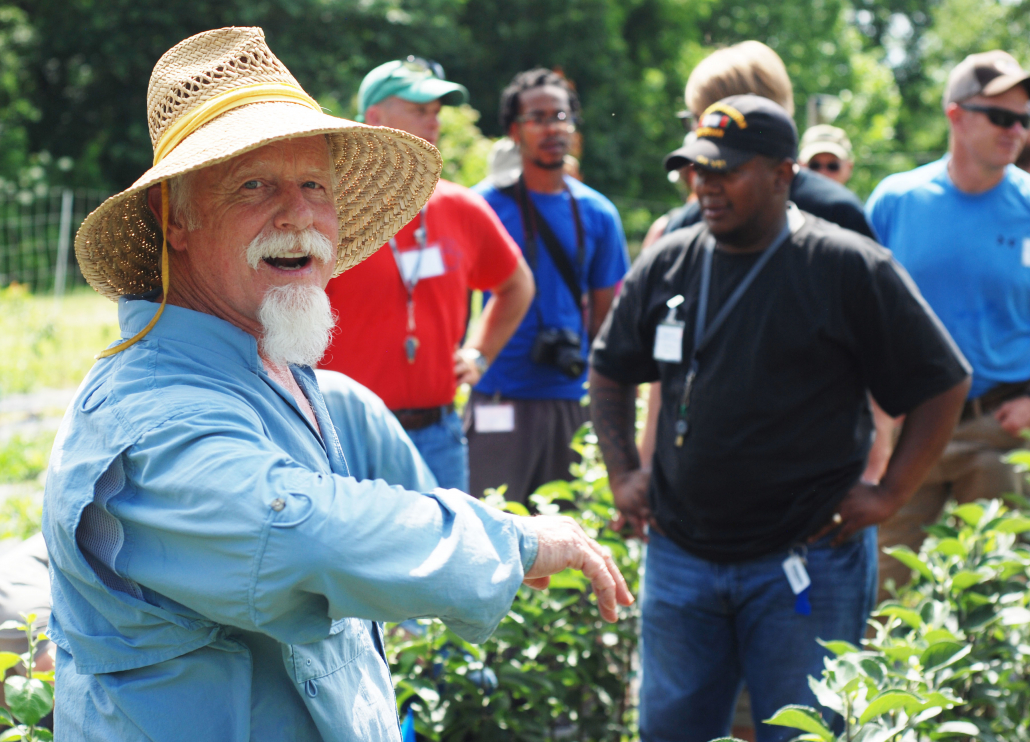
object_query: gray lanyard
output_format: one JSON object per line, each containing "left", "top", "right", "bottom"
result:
{"left": 673, "top": 221, "right": 792, "bottom": 446}
{"left": 388, "top": 208, "right": 428, "bottom": 363}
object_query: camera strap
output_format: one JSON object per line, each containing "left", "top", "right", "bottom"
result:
{"left": 500, "top": 176, "right": 585, "bottom": 317}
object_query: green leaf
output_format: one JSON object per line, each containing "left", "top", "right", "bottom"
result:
{"left": 34, "top": 730, "right": 54, "bottom": 741}
{"left": 859, "top": 690, "right": 922, "bottom": 724}
{"left": 808, "top": 676, "right": 845, "bottom": 715}
{"left": 993, "top": 516, "right": 1030, "bottom": 534}
{"left": 763, "top": 705, "right": 834, "bottom": 741}
{"left": 0, "top": 652, "right": 21, "bottom": 674}
{"left": 4, "top": 676, "right": 54, "bottom": 727}
{"left": 0, "top": 707, "right": 12, "bottom": 726}
{"left": 920, "top": 641, "right": 971, "bottom": 672}
{"left": 952, "top": 503, "right": 984, "bottom": 527}
{"left": 950, "top": 570, "right": 984, "bottom": 591}
{"left": 853, "top": 722, "right": 907, "bottom": 742}
{"left": 933, "top": 720, "right": 980, "bottom": 736}
{"left": 884, "top": 547, "right": 934, "bottom": 582}
{"left": 999, "top": 606, "right": 1030, "bottom": 626}
{"left": 0, "top": 726, "right": 26, "bottom": 741}
{"left": 0, "top": 621, "right": 23, "bottom": 633}
{"left": 876, "top": 604, "right": 924, "bottom": 629}
{"left": 933, "top": 538, "right": 967, "bottom": 558}
{"left": 706, "top": 738, "right": 749, "bottom": 742}
{"left": 924, "top": 628, "right": 960, "bottom": 644}
{"left": 817, "top": 639, "right": 859, "bottom": 656}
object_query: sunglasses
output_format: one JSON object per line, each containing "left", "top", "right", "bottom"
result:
{"left": 403, "top": 56, "right": 446, "bottom": 80}
{"left": 808, "top": 160, "right": 841, "bottom": 172}
{"left": 676, "top": 110, "right": 696, "bottom": 132}
{"left": 959, "top": 103, "right": 1030, "bottom": 129}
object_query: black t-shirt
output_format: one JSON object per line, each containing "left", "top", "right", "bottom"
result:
{"left": 592, "top": 211, "right": 968, "bottom": 563}
{"left": 663, "top": 168, "right": 877, "bottom": 240}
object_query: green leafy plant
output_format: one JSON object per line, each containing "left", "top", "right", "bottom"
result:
{"left": 387, "top": 423, "right": 642, "bottom": 741}
{"left": 0, "top": 613, "right": 54, "bottom": 742}
{"left": 717, "top": 497, "right": 1030, "bottom": 742}
{"left": 877, "top": 499, "right": 1030, "bottom": 741}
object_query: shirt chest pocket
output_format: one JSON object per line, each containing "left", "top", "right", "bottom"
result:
{"left": 286, "top": 617, "right": 376, "bottom": 688}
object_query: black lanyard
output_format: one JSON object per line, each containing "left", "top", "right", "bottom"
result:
{"left": 513, "top": 176, "right": 587, "bottom": 329}
{"left": 673, "top": 221, "right": 792, "bottom": 446}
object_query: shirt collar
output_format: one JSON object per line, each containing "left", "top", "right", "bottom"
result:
{"left": 118, "top": 294, "right": 262, "bottom": 374}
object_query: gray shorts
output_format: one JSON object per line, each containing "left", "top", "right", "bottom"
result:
{"left": 464, "top": 392, "right": 589, "bottom": 505}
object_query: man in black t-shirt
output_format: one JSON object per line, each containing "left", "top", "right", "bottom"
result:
{"left": 590, "top": 95, "right": 970, "bottom": 742}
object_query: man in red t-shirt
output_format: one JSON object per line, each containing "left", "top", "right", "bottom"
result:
{"left": 321, "top": 58, "right": 534, "bottom": 491}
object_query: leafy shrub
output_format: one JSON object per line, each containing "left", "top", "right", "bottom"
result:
{"left": 0, "top": 493, "right": 43, "bottom": 542}
{"left": 0, "top": 613, "right": 54, "bottom": 741}
{"left": 387, "top": 424, "right": 642, "bottom": 741}
{"left": 717, "top": 497, "right": 1030, "bottom": 742}
{"left": 0, "top": 433, "right": 55, "bottom": 485}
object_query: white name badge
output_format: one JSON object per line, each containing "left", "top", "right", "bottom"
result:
{"left": 399, "top": 245, "right": 446, "bottom": 282}
{"left": 782, "top": 554, "right": 811, "bottom": 595}
{"left": 474, "top": 403, "right": 516, "bottom": 433}
{"left": 653, "top": 322, "right": 684, "bottom": 363}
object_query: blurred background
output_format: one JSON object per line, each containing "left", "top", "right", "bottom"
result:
{"left": 2, "top": 0, "right": 1029, "bottom": 281}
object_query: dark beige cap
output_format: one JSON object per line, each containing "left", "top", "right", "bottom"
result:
{"left": 943, "top": 50, "right": 1030, "bottom": 109}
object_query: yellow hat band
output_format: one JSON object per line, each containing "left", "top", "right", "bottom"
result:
{"left": 153, "top": 82, "right": 322, "bottom": 165}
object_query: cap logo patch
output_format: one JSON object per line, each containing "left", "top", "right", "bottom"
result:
{"left": 694, "top": 153, "right": 727, "bottom": 169}
{"left": 695, "top": 102, "right": 747, "bottom": 139}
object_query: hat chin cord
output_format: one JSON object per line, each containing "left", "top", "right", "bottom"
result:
{"left": 95, "top": 181, "right": 171, "bottom": 359}
{"left": 95, "top": 83, "right": 323, "bottom": 359}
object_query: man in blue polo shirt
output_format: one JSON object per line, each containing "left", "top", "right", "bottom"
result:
{"left": 467, "top": 68, "right": 629, "bottom": 504}
{"left": 866, "top": 50, "right": 1030, "bottom": 591}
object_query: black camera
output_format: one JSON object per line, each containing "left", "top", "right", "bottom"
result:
{"left": 531, "top": 328, "right": 586, "bottom": 378}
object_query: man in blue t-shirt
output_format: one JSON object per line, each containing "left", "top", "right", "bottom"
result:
{"left": 866, "top": 50, "right": 1030, "bottom": 591}
{"left": 467, "top": 69, "right": 629, "bottom": 504}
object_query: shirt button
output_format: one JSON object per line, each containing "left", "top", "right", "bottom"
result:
{"left": 270, "top": 498, "right": 286, "bottom": 512}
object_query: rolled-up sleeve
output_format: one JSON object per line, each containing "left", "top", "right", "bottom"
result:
{"left": 111, "top": 403, "right": 533, "bottom": 646}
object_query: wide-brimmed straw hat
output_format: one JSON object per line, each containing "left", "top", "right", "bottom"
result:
{"left": 75, "top": 26, "right": 442, "bottom": 303}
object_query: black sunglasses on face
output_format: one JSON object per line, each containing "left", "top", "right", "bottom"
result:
{"left": 959, "top": 103, "right": 1030, "bottom": 129}
{"left": 808, "top": 160, "right": 841, "bottom": 172}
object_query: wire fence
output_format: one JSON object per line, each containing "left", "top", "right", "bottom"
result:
{"left": 0, "top": 188, "right": 110, "bottom": 293}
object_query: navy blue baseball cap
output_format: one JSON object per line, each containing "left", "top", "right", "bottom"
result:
{"left": 664, "top": 94, "right": 798, "bottom": 172}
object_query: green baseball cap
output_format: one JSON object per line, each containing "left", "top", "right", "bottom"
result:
{"left": 357, "top": 57, "right": 469, "bottom": 122}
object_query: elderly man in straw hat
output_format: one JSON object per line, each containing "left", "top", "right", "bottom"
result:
{"left": 42, "top": 27, "right": 632, "bottom": 741}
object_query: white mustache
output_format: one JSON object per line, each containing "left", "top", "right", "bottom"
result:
{"left": 245, "top": 228, "right": 335, "bottom": 270}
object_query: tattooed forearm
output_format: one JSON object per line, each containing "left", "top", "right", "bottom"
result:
{"left": 589, "top": 368, "right": 641, "bottom": 478}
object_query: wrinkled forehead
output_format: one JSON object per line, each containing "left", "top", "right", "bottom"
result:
{"left": 204, "top": 135, "right": 334, "bottom": 184}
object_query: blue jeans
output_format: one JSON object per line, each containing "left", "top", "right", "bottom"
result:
{"left": 639, "top": 528, "right": 878, "bottom": 742}
{"left": 405, "top": 410, "right": 469, "bottom": 492}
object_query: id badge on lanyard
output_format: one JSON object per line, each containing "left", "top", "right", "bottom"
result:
{"left": 653, "top": 295, "right": 685, "bottom": 363}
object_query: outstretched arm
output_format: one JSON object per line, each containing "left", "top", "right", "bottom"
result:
{"left": 810, "top": 376, "right": 970, "bottom": 546}
{"left": 590, "top": 368, "right": 652, "bottom": 540}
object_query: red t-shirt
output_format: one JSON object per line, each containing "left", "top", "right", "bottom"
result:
{"left": 320, "top": 180, "right": 521, "bottom": 410}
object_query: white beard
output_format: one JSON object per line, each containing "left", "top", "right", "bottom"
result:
{"left": 258, "top": 284, "right": 336, "bottom": 368}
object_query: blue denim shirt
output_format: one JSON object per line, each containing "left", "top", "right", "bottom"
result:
{"left": 43, "top": 298, "right": 537, "bottom": 742}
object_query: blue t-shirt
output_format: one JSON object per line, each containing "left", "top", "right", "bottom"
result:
{"left": 866, "top": 158, "right": 1030, "bottom": 398}
{"left": 473, "top": 176, "right": 629, "bottom": 399}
